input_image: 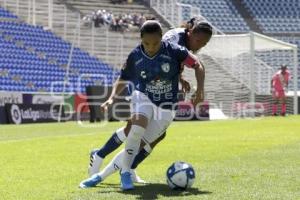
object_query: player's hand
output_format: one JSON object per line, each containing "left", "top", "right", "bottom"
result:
{"left": 180, "top": 78, "right": 191, "bottom": 93}
{"left": 101, "top": 98, "right": 114, "bottom": 112}
{"left": 191, "top": 89, "right": 204, "bottom": 107}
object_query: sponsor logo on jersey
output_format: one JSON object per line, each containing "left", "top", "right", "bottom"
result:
{"left": 146, "top": 80, "right": 172, "bottom": 95}
{"left": 135, "top": 58, "right": 143, "bottom": 65}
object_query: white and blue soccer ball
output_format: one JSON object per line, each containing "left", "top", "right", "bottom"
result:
{"left": 166, "top": 161, "right": 195, "bottom": 190}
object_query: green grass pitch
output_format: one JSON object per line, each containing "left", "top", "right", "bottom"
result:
{"left": 0, "top": 116, "right": 299, "bottom": 200}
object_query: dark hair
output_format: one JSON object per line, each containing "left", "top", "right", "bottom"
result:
{"left": 281, "top": 64, "right": 287, "bottom": 69}
{"left": 140, "top": 20, "right": 163, "bottom": 37}
{"left": 187, "top": 17, "right": 213, "bottom": 36}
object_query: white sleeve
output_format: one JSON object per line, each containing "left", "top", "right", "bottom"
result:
{"left": 163, "top": 30, "right": 180, "bottom": 44}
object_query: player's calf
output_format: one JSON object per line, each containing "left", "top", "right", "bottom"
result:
{"left": 88, "top": 149, "right": 103, "bottom": 176}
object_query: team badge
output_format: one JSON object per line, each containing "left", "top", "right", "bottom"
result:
{"left": 161, "top": 63, "right": 170, "bottom": 73}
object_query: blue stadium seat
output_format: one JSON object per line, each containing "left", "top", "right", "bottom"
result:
{"left": 180, "top": 0, "right": 250, "bottom": 33}
{"left": 0, "top": 8, "right": 118, "bottom": 93}
{"left": 0, "top": 7, "right": 18, "bottom": 18}
{"left": 241, "top": 0, "right": 300, "bottom": 34}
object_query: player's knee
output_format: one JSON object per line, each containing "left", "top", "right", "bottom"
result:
{"left": 124, "top": 121, "right": 132, "bottom": 136}
{"left": 129, "top": 125, "right": 145, "bottom": 140}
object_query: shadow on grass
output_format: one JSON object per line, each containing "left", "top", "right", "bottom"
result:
{"left": 97, "top": 183, "right": 211, "bottom": 199}
{"left": 97, "top": 183, "right": 120, "bottom": 189}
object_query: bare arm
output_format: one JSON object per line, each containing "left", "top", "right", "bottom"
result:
{"left": 182, "top": 53, "right": 205, "bottom": 106}
{"left": 108, "top": 77, "right": 127, "bottom": 100}
{"left": 101, "top": 77, "right": 128, "bottom": 110}
{"left": 192, "top": 63, "right": 205, "bottom": 106}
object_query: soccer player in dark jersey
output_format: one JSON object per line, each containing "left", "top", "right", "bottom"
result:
{"left": 164, "top": 17, "right": 212, "bottom": 53}
{"left": 83, "top": 18, "right": 213, "bottom": 185}
{"left": 79, "top": 20, "right": 205, "bottom": 190}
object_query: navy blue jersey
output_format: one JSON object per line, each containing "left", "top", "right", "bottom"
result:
{"left": 163, "top": 28, "right": 187, "bottom": 48}
{"left": 120, "top": 41, "right": 189, "bottom": 109}
{"left": 125, "top": 28, "right": 188, "bottom": 96}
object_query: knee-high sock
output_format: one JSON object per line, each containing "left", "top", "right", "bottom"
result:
{"left": 122, "top": 125, "right": 145, "bottom": 173}
{"left": 131, "top": 144, "right": 152, "bottom": 169}
{"left": 99, "top": 144, "right": 153, "bottom": 180}
{"left": 97, "top": 127, "right": 126, "bottom": 158}
{"left": 98, "top": 150, "right": 125, "bottom": 181}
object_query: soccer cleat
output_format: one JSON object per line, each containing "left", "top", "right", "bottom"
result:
{"left": 120, "top": 172, "right": 134, "bottom": 190}
{"left": 130, "top": 169, "right": 146, "bottom": 184}
{"left": 79, "top": 174, "right": 102, "bottom": 189}
{"left": 88, "top": 149, "right": 103, "bottom": 177}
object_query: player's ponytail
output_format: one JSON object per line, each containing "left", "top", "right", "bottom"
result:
{"left": 186, "top": 17, "right": 213, "bottom": 36}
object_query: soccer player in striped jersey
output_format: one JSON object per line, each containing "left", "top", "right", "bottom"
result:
{"left": 83, "top": 18, "right": 213, "bottom": 185}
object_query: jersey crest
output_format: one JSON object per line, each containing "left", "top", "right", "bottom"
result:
{"left": 161, "top": 63, "right": 170, "bottom": 73}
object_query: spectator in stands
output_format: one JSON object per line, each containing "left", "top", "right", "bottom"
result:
{"left": 82, "top": 13, "right": 94, "bottom": 27}
{"left": 83, "top": 10, "right": 153, "bottom": 32}
{"left": 132, "top": 13, "right": 139, "bottom": 27}
{"left": 111, "top": 15, "right": 126, "bottom": 32}
{"left": 92, "top": 10, "right": 100, "bottom": 27}
{"left": 271, "top": 65, "right": 290, "bottom": 116}
{"left": 138, "top": 13, "right": 146, "bottom": 27}
{"left": 104, "top": 12, "right": 114, "bottom": 25}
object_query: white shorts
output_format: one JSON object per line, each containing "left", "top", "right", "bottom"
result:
{"left": 131, "top": 90, "right": 176, "bottom": 144}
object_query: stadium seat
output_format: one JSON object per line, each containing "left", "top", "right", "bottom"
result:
{"left": 0, "top": 7, "right": 18, "bottom": 18}
{"left": 0, "top": 7, "right": 118, "bottom": 93}
{"left": 180, "top": 0, "right": 250, "bottom": 33}
{"left": 241, "top": 0, "right": 300, "bottom": 34}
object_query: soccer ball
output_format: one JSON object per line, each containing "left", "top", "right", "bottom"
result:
{"left": 166, "top": 161, "right": 195, "bottom": 190}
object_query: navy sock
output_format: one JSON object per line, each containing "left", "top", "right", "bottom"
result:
{"left": 131, "top": 148, "right": 150, "bottom": 169}
{"left": 97, "top": 133, "right": 123, "bottom": 158}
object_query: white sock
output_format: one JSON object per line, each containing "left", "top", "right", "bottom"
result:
{"left": 122, "top": 125, "right": 145, "bottom": 173}
{"left": 143, "top": 143, "right": 152, "bottom": 154}
{"left": 98, "top": 149, "right": 125, "bottom": 181}
{"left": 116, "top": 127, "right": 126, "bottom": 142}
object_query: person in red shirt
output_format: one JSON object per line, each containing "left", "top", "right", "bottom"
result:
{"left": 271, "top": 65, "right": 290, "bottom": 116}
